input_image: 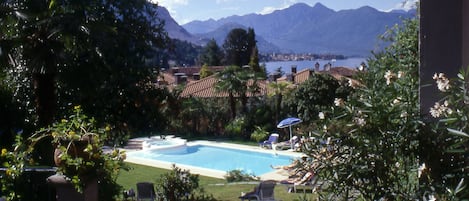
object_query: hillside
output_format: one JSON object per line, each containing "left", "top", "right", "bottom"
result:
{"left": 183, "top": 3, "right": 415, "bottom": 56}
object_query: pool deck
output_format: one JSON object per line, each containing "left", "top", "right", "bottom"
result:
{"left": 124, "top": 140, "right": 303, "bottom": 181}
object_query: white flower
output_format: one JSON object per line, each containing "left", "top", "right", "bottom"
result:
{"left": 384, "top": 70, "right": 396, "bottom": 85}
{"left": 400, "top": 112, "right": 408, "bottom": 118}
{"left": 347, "top": 78, "right": 353, "bottom": 87}
{"left": 433, "top": 72, "right": 450, "bottom": 92}
{"left": 428, "top": 194, "right": 436, "bottom": 201}
{"left": 397, "top": 71, "right": 405, "bottom": 78}
{"left": 392, "top": 97, "right": 402, "bottom": 106}
{"left": 430, "top": 103, "right": 441, "bottom": 118}
{"left": 418, "top": 163, "right": 426, "bottom": 178}
{"left": 334, "top": 98, "right": 345, "bottom": 107}
{"left": 355, "top": 117, "right": 366, "bottom": 127}
{"left": 318, "top": 112, "right": 325, "bottom": 120}
{"left": 430, "top": 101, "right": 452, "bottom": 118}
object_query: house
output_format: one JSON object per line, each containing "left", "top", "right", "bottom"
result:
{"left": 177, "top": 65, "right": 356, "bottom": 98}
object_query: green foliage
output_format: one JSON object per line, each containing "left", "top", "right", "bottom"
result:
{"left": 303, "top": 17, "right": 420, "bottom": 200}
{"left": 224, "top": 169, "right": 259, "bottom": 182}
{"left": 199, "top": 38, "right": 223, "bottom": 66}
{"left": 420, "top": 67, "right": 469, "bottom": 200}
{"left": 1, "top": 106, "right": 127, "bottom": 200}
{"left": 286, "top": 73, "right": 343, "bottom": 124}
{"left": 199, "top": 64, "right": 214, "bottom": 79}
{"left": 155, "top": 165, "right": 216, "bottom": 201}
{"left": 0, "top": 0, "right": 168, "bottom": 138}
{"left": 250, "top": 126, "right": 269, "bottom": 142}
{"left": 167, "top": 39, "right": 202, "bottom": 67}
{"left": 224, "top": 117, "right": 246, "bottom": 137}
{"left": 223, "top": 28, "right": 257, "bottom": 67}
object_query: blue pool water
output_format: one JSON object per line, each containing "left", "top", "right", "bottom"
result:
{"left": 127, "top": 144, "right": 295, "bottom": 175}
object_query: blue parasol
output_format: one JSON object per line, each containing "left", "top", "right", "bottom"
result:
{"left": 277, "top": 117, "right": 302, "bottom": 150}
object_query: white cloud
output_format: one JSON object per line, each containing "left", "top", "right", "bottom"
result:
{"left": 258, "top": 6, "right": 278, "bottom": 15}
{"left": 150, "top": 0, "right": 188, "bottom": 22}
{"left": 393, "top": 0, "right": 418, "bottom": 11}
{"left": 258, "top": 0, "right": 299, "bottom": 15}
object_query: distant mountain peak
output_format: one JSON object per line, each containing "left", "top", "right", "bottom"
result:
{"left": 357, "top": 5, "right": 379, "bottom": 12}
{"left": 181, "top": 3, "right": 415, "bottom": 56}
{"left": 312, "top": 2, "right": 328, "bottom": 9}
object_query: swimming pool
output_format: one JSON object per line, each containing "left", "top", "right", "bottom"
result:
{"left": 126, "top": 141, "right": 299, "bottom": 177}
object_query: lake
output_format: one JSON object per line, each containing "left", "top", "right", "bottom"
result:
{"left": 263, "top": 57, "right": 367, "bottom": 74}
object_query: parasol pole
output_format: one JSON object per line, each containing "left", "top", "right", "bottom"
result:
{"left": 289, "top": 125, "right": 293, "bottom": 150}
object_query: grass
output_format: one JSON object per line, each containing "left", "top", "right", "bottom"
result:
{"left": 117, "top": 163, "right": 316, "bottom": 201}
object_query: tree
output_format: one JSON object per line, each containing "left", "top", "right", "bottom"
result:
{"left": 199, "top": 38, "right": 223, "bottom": 66}
{"left": 223, "top": 28, "right": 251, "bottom": 67}
{"left": 290, "top": 73, "right": 341, "bottom": 123}
{"left": 215, "top": 65, "right": 244, "bottom": 119}
{"left": 199, "top": 64, "right": 214, "bottom": 79}
{"left": 0, "top": 0, "right": 168, "bottom": 129}
{"left": 268, "top": 82, "right": 292, "bottom": 123}
{"left": 303, "top": 18, "right": 420, "bottom": 200}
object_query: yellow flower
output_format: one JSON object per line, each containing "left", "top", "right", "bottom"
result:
{"left": 105, "top": 125, "right": 111, "bottom": 132}
{"left": 61, "top": 119, "right": 67, "bottom": 123}
{"left": 74, "top": 105, "right": 81, "bottom": 110}
{"left": 68, "top": 131, "right": 76, "bottom": 136}
{"left": 1, "top": 148, "right": 7, "bottom": 157}
{"left": 5, "top": 169, "right": 11, "bottom": 176}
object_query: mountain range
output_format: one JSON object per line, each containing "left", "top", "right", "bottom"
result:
{"left": 159, "top": 3, "right": 415, "bottom": 56}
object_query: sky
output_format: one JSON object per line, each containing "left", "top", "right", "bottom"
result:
{"left": 152, "top": 0, "right": 418, "bottom": 25}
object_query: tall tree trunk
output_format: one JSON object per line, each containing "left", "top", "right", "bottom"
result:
{"left": 275, "top": 94, "right": 282, "bottom": 123}
{"left": 33, "top": 73, "right": 57, "bottom": 127}
{"left": 241, "top": 93, "right": 248, "bottom": 115}
{"left": 33, "top": 72, "right": 56, "bottom": 165}
{"left": 229, "top": 93, "right": 236, "bottom": 119}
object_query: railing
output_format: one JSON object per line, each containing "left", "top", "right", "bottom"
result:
{"left": 0, "top": 167, "right": 57, "bottom": 201}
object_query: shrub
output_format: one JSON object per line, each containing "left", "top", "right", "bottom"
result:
{"left": 224, "top": 169, "right": 259, "bottom": 182}
{"left": 156, "top": 165, "right": 216, "bottom": 201}
{"left": 250, "top": 126, "right": 269, "bottom": 142}
{"left": 303, "top": 18, "right": 420, "bottom": 200}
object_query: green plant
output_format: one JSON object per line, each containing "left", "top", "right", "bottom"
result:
{"left": 420, "top": 68, "right": 469, "bottom": 200}
{"left": 224, "top": 117, "right": 246, "bottom": 137}
{"left": 250, "top": 126, "right": 269, "bottom": 142}
{"left": 7, "top": 105, "right": 127, "bottom": 199}
{"left": 303, "top": 17, "right": 420, "bottom": 200}
{"left": 155, "top": 165, "right": 217, "bottom": 201}
{"left": 224, "top": 169, "right": 259, "bottom": 182}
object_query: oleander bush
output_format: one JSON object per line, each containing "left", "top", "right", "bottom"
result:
{"left": 302, "top": 18, "right": 420, "bottom": 200}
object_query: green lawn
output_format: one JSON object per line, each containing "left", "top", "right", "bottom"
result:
{"left": 117, "top": 163, "right": 316, "bottom": 201}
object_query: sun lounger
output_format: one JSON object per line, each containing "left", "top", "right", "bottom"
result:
{"left": 280, "top": 171, "right": 317, "bottom": 193}
{"left": 275, "top": 136, "right": 299, "bottom": 150}
{"left": 136, "top": 182, "right": 156, "bottom": 201}
{"left": 239, "top": 180, "right": 277, "bottom": 201}
{"left": 259, "top": 133, "right": 279, "bottom": 149}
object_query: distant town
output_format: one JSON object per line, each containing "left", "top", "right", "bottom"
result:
{"left": 260, "top": 53, "right": 347, "bottom": 62}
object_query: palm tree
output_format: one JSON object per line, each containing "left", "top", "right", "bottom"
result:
{"left": 0, "top": 0, "right": 167, "bottom": 128}
{"left": 215, "top": 65, "right": 244, "bottom": 119}
{"left": 268, "top": 82, "right": 291, "bottom": 123}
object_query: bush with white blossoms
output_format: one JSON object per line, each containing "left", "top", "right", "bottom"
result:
{"left": 420, "top": 68, "right": 469, "bottom": 200}
{"left": 300, "top": 18, "right": 420, "bottom": 200}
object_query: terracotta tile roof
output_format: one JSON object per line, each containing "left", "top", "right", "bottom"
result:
{"left": 277, "top": 67, "right": 357, "bottom": 84}
{"left": 180, "top": 75, "right": 268, "bottom": 98}
{"left": 178, "top": 66, "right": 357, "bottom": 98}
{"left": 170, "top": 66, "right": 225, "bottom": 75}
{"left": 294, "top": 68, "right": 314, "bottom": 84}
